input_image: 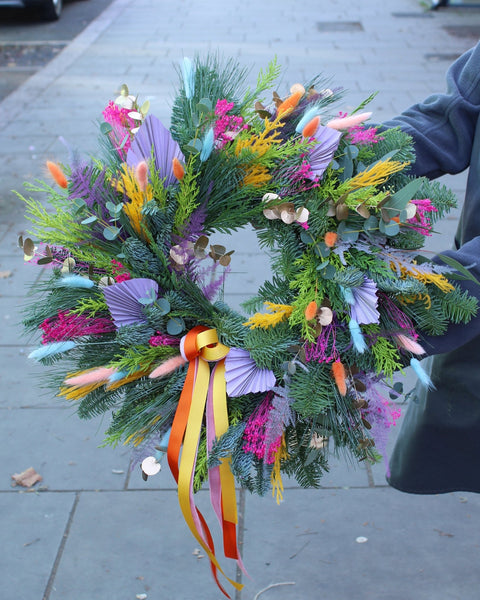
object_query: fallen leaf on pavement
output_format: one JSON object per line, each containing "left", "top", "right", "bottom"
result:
{"left": 11, "top": 467, "right": 43, "bottom": 488}
{"left": 0, "top": 271, "right": 12, "bottom": 279}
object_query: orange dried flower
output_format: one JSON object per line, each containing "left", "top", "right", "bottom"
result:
{"left": 302, "top": 116, "right": 320, "bottom": 138}
{"left": 324, "top": 232, "right": 338, "bottom": 248}
{"left": 172, "top": 157, "right": 185, "bottom": 181}
{"left": 304, "top": 300, "right": 318, "bottom": 321}
{"left": 277, "top": 91, "right": 303, "bottom": 117}
{"left": 46, "top": 161, "right": 68, "bottom": 189}
{"left": 332, "top": 360, "right": 347, "bottom": 396}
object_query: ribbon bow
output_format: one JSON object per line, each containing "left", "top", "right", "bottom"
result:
{"left": 167, "top": 326, "right": 245, "bottom": 598}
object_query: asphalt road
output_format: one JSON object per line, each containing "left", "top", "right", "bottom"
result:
{"left": 0, "top": 0, "right": 115, "bottom": 101}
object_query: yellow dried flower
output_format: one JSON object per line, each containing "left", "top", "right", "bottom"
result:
{"left": 243, "top": 302, "right": 293, "bottom": 330}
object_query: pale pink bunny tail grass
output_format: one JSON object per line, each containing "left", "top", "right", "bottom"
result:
{"left": 395, "top": 334, "right": 426, "bottom": 355}
{"left": 64, "top": 367, "right": 117, "bottom": 386}
{"left": 327, "top": 112, "right": 372, "bottom": 131}
{"left": 149, "top": 355, "right": 187, "bottom": 379}
{"left": 135, "top": 161, "right": 149, "bottom": 191}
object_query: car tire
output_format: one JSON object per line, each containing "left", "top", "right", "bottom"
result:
{"left": 41, "top": 0, "right": 62, "bottom": 20}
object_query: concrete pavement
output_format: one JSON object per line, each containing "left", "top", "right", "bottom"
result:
{"left": 1, "top": 0, "right": 480, "bottom": 598}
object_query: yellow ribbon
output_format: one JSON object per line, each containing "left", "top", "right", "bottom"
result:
{"left": 167, "top": 327, "right": 242, "bottom": 598}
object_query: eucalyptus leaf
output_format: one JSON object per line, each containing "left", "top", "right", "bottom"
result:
{"left": 316, "top": 260, "right": 330, "bottom": 271}
{"left": 81, "top": 215, "right": 98, "bottom": 225}
{"left": 436, "top": 254, "right": 480, "bottom": 286}
{"left": 379, "top": 219, "right": 400, "bottom": 237}
{"left": 313, "top": 241, "right": 330, "bottom": 259}
{"left": 155, "top": 298, "right": 171, "bottom": 315}
{"left": 196, "top": 98, "right": 212, "bottom": 114}
{"left": 337, "top": 221, "right": 359, "bottom": 243}
{"left": 103, "top": 226, "right": 121, "bottom": 241}
{"left": 23, "top": 238, "right": 35, "bottom": 256}
{"left": 167, "top": 316, "right": 185, "bottom": 336}
{"left": 322, "top": 264, "right": 337, "bottom": 279}
{"left": 338, "top": 156, "right": 353, "bottom": 181}
{"left": 100, "top": 122, "right": 113, "bottom": 135}
{"left": 385, "top": 178, "right": 426, "bottom": 211}
{"left": 346, "top": 145, "right": 359, "bottom": 159}
{"left": 37, "top": 256, "right": 53, "bottom": 265}
{"left": 72, "top": 198, "right": 87, "bottom": 213}
{"left": 300, "top": 230, "right": 315, "bottom": 245}
{"left": 363, "top": 216, "right": 378, "bottom": 233}
{"left": 138, "top": 289, "right": 157, "bottom": 306}
{"left": 185, "top": 138, "right": 203, "bottom": 154}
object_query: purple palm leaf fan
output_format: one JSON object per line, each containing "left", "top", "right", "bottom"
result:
{"left": 102, "top": 278, "right": 159, "bottom": 328}
{"left": 127, "top": 115, "right": 184, "bottom": 188}
{"left": 350, "top": 277, "right": 380, "bottom": 324}
{"left": 224, "top": 348, "right": 276, "bottom": 397}
{"left": 307, "top": 125, "right": 342, "bottom": 179}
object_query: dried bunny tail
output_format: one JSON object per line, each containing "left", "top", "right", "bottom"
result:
{"left": 395, "top": 334, "right": 426, "bottom": 355}
{"left": 149, "top": 355, "right": 186, "bottom": 379}
{"left": 331, "top": 360, "right": 347, "bottom": 396}
{"left": 64, "top": 367, "right": 117, "bottom": 387}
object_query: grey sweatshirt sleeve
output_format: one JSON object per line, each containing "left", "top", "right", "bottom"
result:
{"left": 381, "top": 43, "right": 480, "bottom": 355}
{"left": 382, "top": 43, "right": 480, "bottom": 179}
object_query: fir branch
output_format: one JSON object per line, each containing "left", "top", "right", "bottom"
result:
{"left": 289, "top": 364, "right": 336, "bottom": 418}
{"left": 110, "top": 344, "right": 179, "bottom": 374}
{"left": 173, "top": 160, "right": 200, "bottom": 233}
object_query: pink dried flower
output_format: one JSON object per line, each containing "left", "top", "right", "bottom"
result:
{"left": 213, "top": 99, "right": 247, "bottom": 148}
{"left": 407, "top": 199, "right": 438, "bottom": 236}
{"left": 115, "top": 272, "right": 131, "bottom": 283}
{"left": 346, "top": 125, "right": 383, "bottom": 146}
{"left": 40, "top": 311, "right": 115, "bottom": 343}
{"left": 111, "top": 259, "right": 131, "bottom": 282}
{"left": 149, "top": 332, "right": 181, "bottom": 347}
{"left": 243, "top": 392, "right": 280, "bottom": 464}
{"left": 102, "top": 101, "right": 136, "bottom": 159}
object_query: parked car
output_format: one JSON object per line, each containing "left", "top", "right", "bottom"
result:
{"left": 0, "top": 0, "right": 63, "bottom": 20}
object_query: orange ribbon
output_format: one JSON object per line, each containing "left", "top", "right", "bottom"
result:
{"left": 167, "top": 326, "right": 243, "bottom": 598}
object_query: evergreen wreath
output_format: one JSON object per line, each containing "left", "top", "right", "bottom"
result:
{"left": 19, "top": 55, "right": 478, "bottom": 596}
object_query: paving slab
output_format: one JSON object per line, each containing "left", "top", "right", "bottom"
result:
{"left": 0, "top": 491, "right": 76, "bottom": 600}
{"left": 241, "top": 487, "right": 480, "bottom": 599}
{"left": 0, "top": 346, "right": 58, "bottom": 407}
{"left": 49, "top": 489, "right": 238, "bottom": 600}
{"left": 0, "top": 408, "right": 131, "bottom": 491}
{"left": 0, "top": 254, "right": 44, "bottom": 298}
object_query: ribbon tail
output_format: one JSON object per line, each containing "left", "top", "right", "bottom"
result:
{"left": 177, "top": 357, "right": 242, "bottom": 595}
{"left": 209, "top": 362, "right": 249, "bottom": 577}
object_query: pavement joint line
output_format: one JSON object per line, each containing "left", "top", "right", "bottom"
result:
{"left": 0, "top": 485, "right": 379, "bottom": 494}
{"left": 123, "top": 458, "right": 133, "bottom": 490}
{"left": 42, "top": 491, "right": 80, "bottom": 600}
{"left": 0, "top": 41, "right": 68, "bottom": 47}
{"left": 0, "top": 0, "right": 134, "bottom": 122}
